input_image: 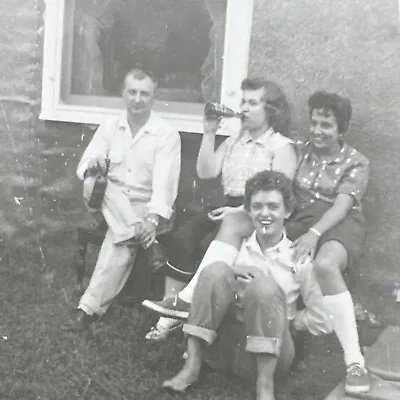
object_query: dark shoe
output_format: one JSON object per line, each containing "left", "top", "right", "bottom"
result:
{"left": 141, "top": 295, "right": 190, "bottom": 320}
{"left": 344, "top": 363, "right": 371, "bottom": 394}
{"left": 65, "top": 309, "right": 96, "bottom": 332}
{"left": 144, "top": 240, "right": 168, "bottom": 273}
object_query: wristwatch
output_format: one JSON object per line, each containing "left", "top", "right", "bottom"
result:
{"left": 147, "top": 215, "right": 159, "bottom": 227}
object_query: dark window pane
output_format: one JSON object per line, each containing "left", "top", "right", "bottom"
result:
{"left": 66, "top": 0, "right": 227, "bottom": 104}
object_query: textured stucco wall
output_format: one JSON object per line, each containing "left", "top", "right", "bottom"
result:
{"left": 6, "top": 1, "right": 398, "bottom": 288}
{"left": 248, "top": 0, "right": 400, "bottom": 282}
{"left": 0, "top": 0, "right": 44, "bottom": 249}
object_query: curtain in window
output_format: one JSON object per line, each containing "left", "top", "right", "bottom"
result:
{"left": 201, "top": 0, "right": 227, "bottom": 103}
{"left": 71, "top": 0, "right": 118, "bottom": 95}
{"left": 71, "top": 0, "right": 227, "bottom": 103}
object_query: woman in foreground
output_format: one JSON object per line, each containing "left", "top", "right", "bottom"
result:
{"left": 163, "top": 170, "right": 331, "bottom": 399}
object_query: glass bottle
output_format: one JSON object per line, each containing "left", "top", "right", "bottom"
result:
{"left": 87, "top": 157, "right": 110, "bottom": 210}
{"left": 204, "top": 102, "right": 243, "bottom": 119}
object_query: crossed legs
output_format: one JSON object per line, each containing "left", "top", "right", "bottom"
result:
{"left": 79, "top": 229, "right": 138, "bottom": 317}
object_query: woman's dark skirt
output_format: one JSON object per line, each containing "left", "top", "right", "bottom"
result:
{"left": 285, "top": 200, "right": 366, "bottom": 269}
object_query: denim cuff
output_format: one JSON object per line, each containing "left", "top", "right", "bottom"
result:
{"left": 245, "top": 335, "right": 281, "bottom": 356}
{"left": 183, "top": 324, "right": 217, "bottom": 344}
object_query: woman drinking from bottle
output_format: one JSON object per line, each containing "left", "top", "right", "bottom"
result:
{"left": 143, "top": 77, "right": 298, "bottom": 340}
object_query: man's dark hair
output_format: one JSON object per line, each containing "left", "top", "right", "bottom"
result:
{"left": 308, "top": 91, "right": 352, "bottom": 134}
{"left": 244, "top": 170, "right": 295, "bottom": 214}
{"left": 122, "top": 66, "right": 159, "bottom": 90}
{"left": 241, "top": 77, "right": 291, "bottom": 136}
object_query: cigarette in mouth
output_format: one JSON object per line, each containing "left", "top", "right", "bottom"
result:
{"left": 262, "top": 225, "right": 267, "bottom": 234}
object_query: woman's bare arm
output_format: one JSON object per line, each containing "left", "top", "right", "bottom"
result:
{"left": 271, "top": 143, "right": 298, "bottom": 181}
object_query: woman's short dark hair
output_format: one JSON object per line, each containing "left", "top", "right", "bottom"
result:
{"left": 244, "top": 170, "right": 296, "bottom": 214}
{"left": 241, "top": 78, "right": 291, "bottom": 136}
{"left": 308, "top": 91, "right": 352, "bottom": 133}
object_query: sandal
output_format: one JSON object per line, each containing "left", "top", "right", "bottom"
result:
{"left": 145, "top": 321, "right": 183, "bottom": 341}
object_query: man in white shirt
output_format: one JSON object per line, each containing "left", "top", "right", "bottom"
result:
{"left": 161, "top": 170, "right": 331, "bottom": 400}
{"left": 71, "top": 67, "right": 181, "bottom": 331}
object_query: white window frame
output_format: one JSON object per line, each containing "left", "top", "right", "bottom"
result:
{"left": 40, "top": 0, "right": 254, "bottom": 133}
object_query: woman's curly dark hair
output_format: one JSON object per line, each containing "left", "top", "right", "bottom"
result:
{"left": 244, "top": 170, "right": 296, "bottom": 214}
{"left": 241, "top": 77, "right": 291, "bottom": 136}
{"left": 308, "top": 91, "right": 352, "bottom": 134}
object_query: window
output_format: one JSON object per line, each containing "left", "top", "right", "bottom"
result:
{"left": 41, "top": 0, "right": 254, "bottom": 132}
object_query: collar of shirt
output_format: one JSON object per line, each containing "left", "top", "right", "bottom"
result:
{"left": 238, "top": 127, "right": 275, "bottom": 145}
{"left": 244, "top": 230, "right": 291, "bottom": 257}
{"left": 301, "top": 140, "right": 348, "bottom": 165}
{"left": 117, "top": 110, "right": 159, "bottom": 137}
{"left": 243, "top": 231, "right": 299, "bottom": 274}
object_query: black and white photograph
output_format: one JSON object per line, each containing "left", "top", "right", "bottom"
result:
{"left": 0, "top": 0, "right": 399, "bottom": 399}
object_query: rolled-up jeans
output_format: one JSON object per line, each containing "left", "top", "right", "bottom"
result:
{"left": 183, "top": 262, "right": 295, "bottom": 376}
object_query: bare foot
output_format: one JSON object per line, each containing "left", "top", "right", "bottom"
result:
{"left": 256, "top": 389, "right": 275, "bottom": 400}
{"left": 256, "top": 383, "right": 275, "bottom": 400}
{"left": 162, "top": 359, "right": 201, "bottom": 393}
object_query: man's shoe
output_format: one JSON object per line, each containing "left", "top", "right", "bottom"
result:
{"left": 344, "top": 363, "right": 371, "bottom": 394}
{"left": 65, "top": 309, "right": 96, "bottom": 332}
{"left": 141, "top": 295, "right": 190, "bottom": 320}
{"left": 144, "top": 240, "right": 168, "bottom": 273}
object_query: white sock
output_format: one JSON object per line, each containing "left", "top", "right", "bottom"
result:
{"left": 178, "top": 240, "right": 238, "bottom": 303}
{"left": 323, "top": 291, "right": 365, "bottom": 367}
{"left": 156, "top": 317, "right": 180, "bottom": 330}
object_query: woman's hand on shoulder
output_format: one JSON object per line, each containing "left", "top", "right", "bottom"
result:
{"left": 290, "top": 230, "right": 320, "bottom": 264}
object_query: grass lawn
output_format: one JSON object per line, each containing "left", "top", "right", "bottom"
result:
{"left": 0, "top": 190, "right": 396, "bottom": 400}
{"left": 0, "top": 117, "right": 397, "bottom": 400}
{"left": 0, "top": 1, "right": 399, "bottom": 399}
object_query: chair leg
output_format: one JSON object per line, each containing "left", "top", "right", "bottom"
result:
{"left": 76, "top": 232, "right": 88, "bottom": 292}
{"left": 292, "top": 329, "right": 309, "bottom": 371}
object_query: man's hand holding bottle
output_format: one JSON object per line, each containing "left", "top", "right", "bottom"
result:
{"left": 84, "top": 158, "right": 108, "bottom": 178}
